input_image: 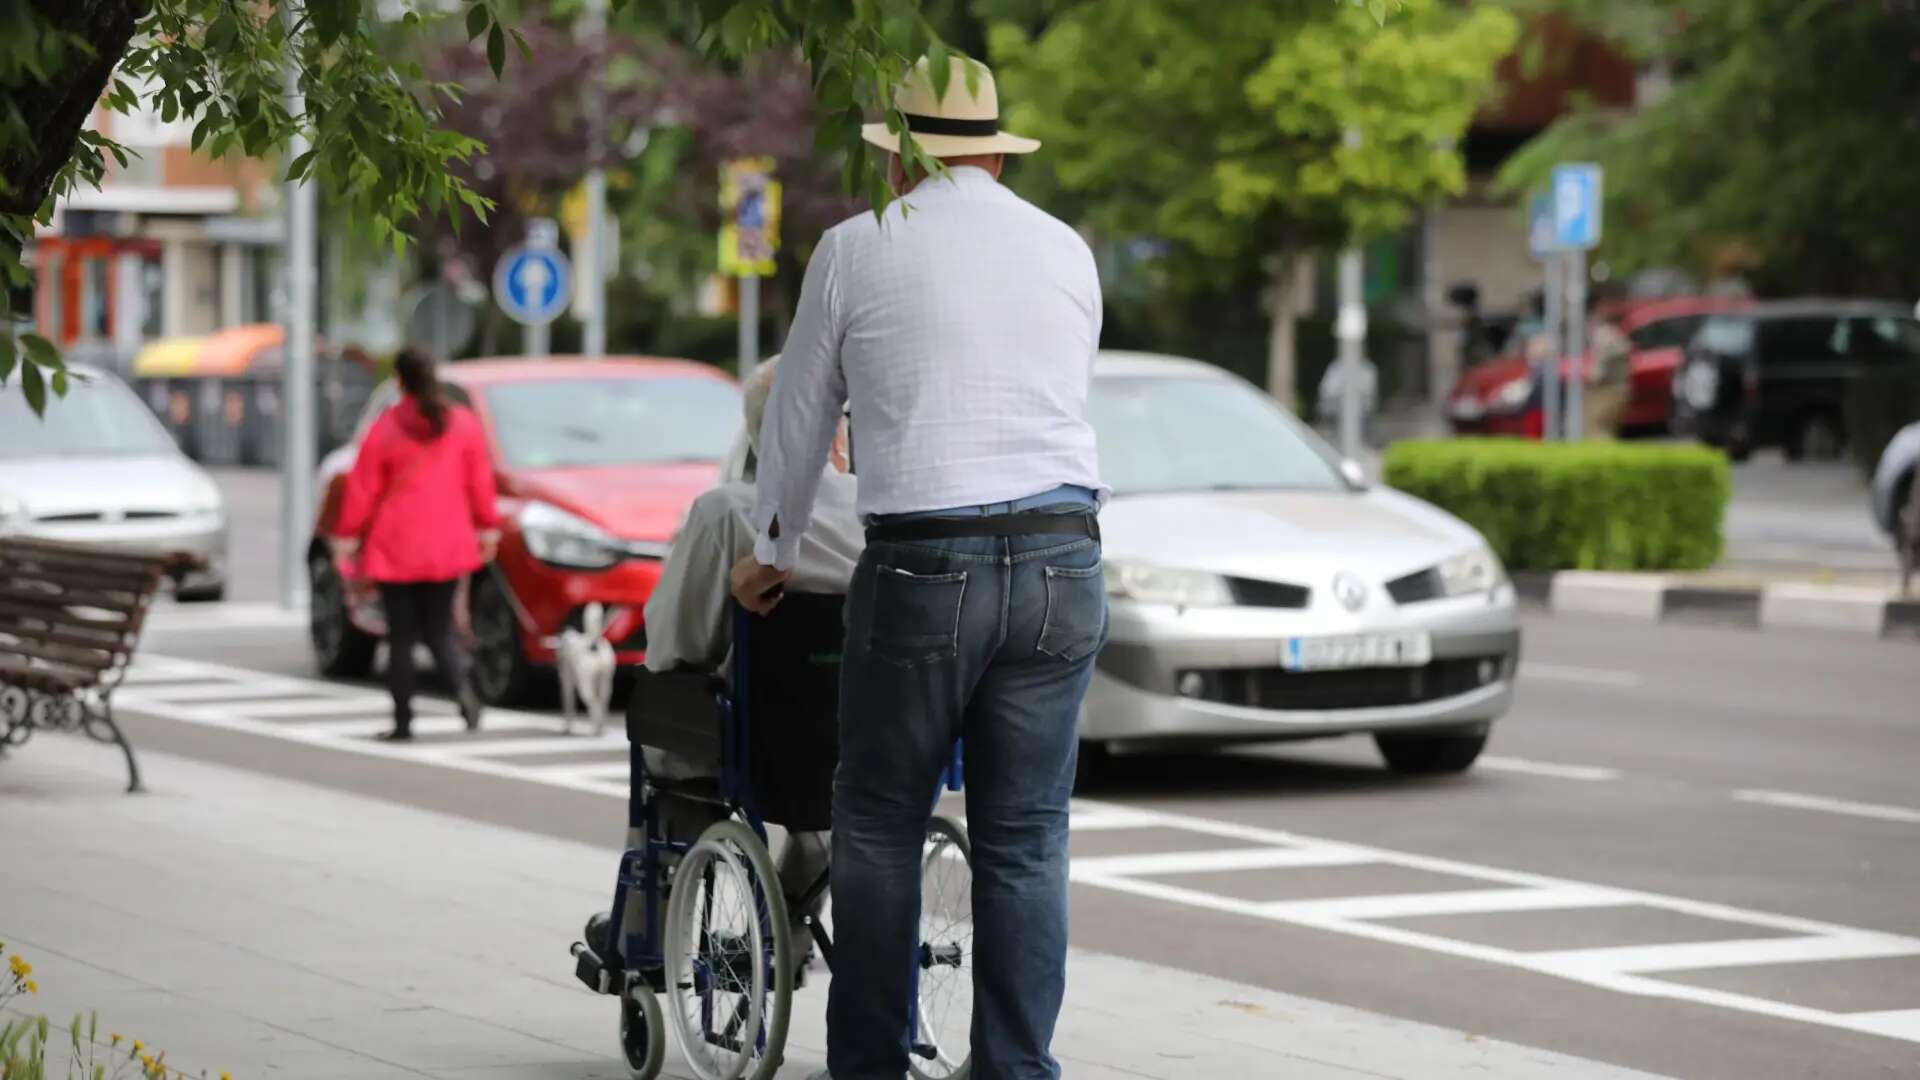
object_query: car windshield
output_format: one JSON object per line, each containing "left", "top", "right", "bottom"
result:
{"left": 1694, "top": 316, "right": 1755, "bottom": 356}
{"left": 486, "top": 376, "right": 740, "bottom": 470}
{"left": 1090, "top": 373, "right": 1346, "bottom": 496}
{"left": 0, "top": 373, "right": 178, "bottom": 459}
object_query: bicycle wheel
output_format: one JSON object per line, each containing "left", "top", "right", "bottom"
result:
{"left": 664, "top": 818, "right": 793, "bottom": 1080}
{"left": 910, "top": 815, "right": 974, "bottom": 1080}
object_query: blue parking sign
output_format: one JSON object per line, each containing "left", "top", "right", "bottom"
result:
{"left": 1529, "top": 192, "right": 1557, "bottom": 259}
{"left": 1550, "top": 163, "right": 1602, "bottom": 251}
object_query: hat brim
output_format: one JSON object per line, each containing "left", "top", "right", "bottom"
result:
{"left": 860, "top": 123, "right": 1041, "bottom": 158}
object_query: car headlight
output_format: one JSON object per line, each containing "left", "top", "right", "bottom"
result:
{"left": 518, "top": 500, "right": 626, "bottom": 570}
{"left": 1491, "top": 374, "right": 1533, "bottom": 412}
{"left": 1437, "top": 547, "right": 1506, "bottom": 597}
{"left": 1105, "top": 561, "right": 1234, "bottom": 607}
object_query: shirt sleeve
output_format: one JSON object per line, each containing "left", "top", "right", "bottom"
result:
{"left": 753, "top": 228, "right": 849, "bottom": 570}
{"left": 642, "top": 495, "right": 733, "bottom": 674}
{"left": 331, "top": 414, "right": 390, "bottom": 540}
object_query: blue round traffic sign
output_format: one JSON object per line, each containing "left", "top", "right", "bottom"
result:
{"left": 493, "top": 245, "right": 573, "bottom": 326}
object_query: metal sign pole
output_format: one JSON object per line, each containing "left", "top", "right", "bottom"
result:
{"left": 1565, "top": 249, "right": 1587, "bottom": 441}
{"left": 738, "top": 276, "right": 759, "bottom": 383}
{"left": 580, "top": 0, "right": 608, "bottom": 357}
{"left": 1335, "top": 244, "right": 1366, "bottom": 460}
{"left": 279, "top": 1, "right": 317, "bottom": 611}
{"left": 1541, "top": 253, "right": 1563, "bottom": 441}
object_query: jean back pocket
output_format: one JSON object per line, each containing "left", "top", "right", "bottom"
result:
{"left": 1037, "top": 562, "right": 1107, "bottom": 663}
{"left": 869, "top": 565, "right": 968, "bottom": 667}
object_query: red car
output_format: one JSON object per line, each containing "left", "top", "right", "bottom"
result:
{"left": 1446, "top": 297, "right": 1749, "bottom": 438}
{"left": 309, "top": 358, "right": 740, "bottom": 704}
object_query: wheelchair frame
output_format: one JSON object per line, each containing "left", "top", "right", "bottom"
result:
{"left": 574, "top": 605, "right": 970, "bottom": 1077}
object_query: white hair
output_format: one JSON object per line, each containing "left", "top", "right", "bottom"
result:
{"left": 741, "top": 356, "right": 781, "bottom": 456}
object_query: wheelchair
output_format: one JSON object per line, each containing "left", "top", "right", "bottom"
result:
{"left": 571, "top": 595, "right": 975, "bottom": 1080}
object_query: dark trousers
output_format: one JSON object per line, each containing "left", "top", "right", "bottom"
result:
{"left": 827, "top": 530, "right": 1106, "bottom": 1080}
{"left": 378, "top": 579, "right": 467, "bottom": 730}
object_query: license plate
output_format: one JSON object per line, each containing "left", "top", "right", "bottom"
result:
{"left": 1281, "top": 633, "right": 1432, "bottom": 672}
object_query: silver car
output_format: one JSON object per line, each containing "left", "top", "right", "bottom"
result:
{"left": 0, "top": 365, "right": 228, "bottom": 599}
{"left": 1086, "top": 353, "right": 1518, "bottom": 774}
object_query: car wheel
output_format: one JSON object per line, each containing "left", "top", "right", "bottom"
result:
{"left": 469, "top": 571, "right": 538, "bottom": 707}
{"left": 175, "top": 582, "right": 225, "bottom": 603}
{"left": 1375, "top": 728, "right": 1488, "bottom": 775}
{"left": 309, "top": 552, "right": 376, "bottom": 678}
{"left": 1727, "top": 441, "right": 1753, "bottom": 464}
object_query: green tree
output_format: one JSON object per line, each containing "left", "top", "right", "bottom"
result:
{"left": 991, "top": 0, "right": 1516, "bottom": 401}
{"left": 1499, "top": 0, "right": 1920, "bottom": 297}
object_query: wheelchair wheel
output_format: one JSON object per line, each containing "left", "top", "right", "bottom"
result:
{"left": 911, "top": 815, "right": 974, "bottom": 1080}
{"left": 664, "top": 818, "right": 793, "bottom": 1080}
{"left": 619, "top": 979, "right": 666, "bottom": 1079}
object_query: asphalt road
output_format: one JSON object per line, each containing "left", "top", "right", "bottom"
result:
{"left": 106, "top": 601, "right": 1920, "bottom": 1080}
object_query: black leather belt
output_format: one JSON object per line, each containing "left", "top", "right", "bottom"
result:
{"left": 867, "top": 511, "right": 1100, "bottom": 544}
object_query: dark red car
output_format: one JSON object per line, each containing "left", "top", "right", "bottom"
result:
{"left": 1446, "top": 297, "right": 1749, "bottom": 438}
{"left": 309, "top": 358, "right": 740, "bottom": 704}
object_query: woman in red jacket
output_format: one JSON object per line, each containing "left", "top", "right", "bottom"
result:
{"left": 331, "top": 349, "right": 500, "bottom": 740}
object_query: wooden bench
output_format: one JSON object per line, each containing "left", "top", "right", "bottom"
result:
{"left": 0, "top": 537, "right": 204, "bottom": 792}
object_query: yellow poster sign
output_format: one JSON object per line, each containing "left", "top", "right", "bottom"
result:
{"left": 719, "top": 157, "right": 781, "bottom": 278}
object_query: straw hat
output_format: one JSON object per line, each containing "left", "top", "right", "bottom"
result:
{"left": 860, "top": 56, "right": 1041, "bottom": 158}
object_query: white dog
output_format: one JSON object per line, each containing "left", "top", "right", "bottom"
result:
{"left": 555, "top": 603, "right": 617, "bottom": 737}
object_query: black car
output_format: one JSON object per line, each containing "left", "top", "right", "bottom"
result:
{"left": 1670, "top": 300, "right": 1920, "bottom": 461}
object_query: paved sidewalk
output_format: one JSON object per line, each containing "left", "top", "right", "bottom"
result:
{"left": 2, "top": 736, "right": 1667, "bottom": 1079}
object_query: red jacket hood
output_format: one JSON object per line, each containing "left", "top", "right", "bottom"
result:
{"left": 512, "top": 461, "right": 722, "bottom": 541}
{"left": 393, "top": 396, "right": 454, "bottom": 441}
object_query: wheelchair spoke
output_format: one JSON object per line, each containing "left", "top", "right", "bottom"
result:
{"left": 911, "top": 819, "right": 975, "bottom": 1079}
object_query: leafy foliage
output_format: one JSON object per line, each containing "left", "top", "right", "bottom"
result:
{"left": 1385, "top": 438, "right": 1730, "bottom": 571}
{"left": 990, "top": 0, "right": 1517, "bottom": 285}
{"left": 1499, "top": 0, "right": 1920, "bottom": 296}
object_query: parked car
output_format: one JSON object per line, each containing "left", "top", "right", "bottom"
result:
{"left": 1671, "top": 300, "right": 1920, "bottom": 461}
{"left": 1447, "top": 298, "right": 1746, "bottom": 439}
{"left": 308, "top": 358, "right": 739, "bottom": 705}
{"left": 0, "top": 364, "right": 229, "bottom": 599}
{"left": 727, "top": 352, "right": 1520, "bottom": 775}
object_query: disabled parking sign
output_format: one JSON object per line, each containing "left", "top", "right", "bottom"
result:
{"left": 1550, "top": 163, "right": 1602, "bottom": 251}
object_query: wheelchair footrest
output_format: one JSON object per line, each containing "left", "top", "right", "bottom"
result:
{"left": 571, "top": 941, "right": 616, "bottom": 995}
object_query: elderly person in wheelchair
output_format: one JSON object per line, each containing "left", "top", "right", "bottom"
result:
{"left": 571, "top": 361, "right": 975, "bottom": 1080}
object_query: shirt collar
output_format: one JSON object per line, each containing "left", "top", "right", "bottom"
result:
{"left": 920, "top": 164, "right": 998, "bottom": 192}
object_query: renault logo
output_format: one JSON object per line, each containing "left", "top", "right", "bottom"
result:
{"left": 1332, "top": 572, "right": 1367, "bottom": 612}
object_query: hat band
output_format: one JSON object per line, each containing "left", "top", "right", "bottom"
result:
{"left": 903, "top": 112, "right": 999, "bottom": 137}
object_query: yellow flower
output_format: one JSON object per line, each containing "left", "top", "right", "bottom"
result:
{"left": 21, "top": 980, "right": 35, "bottom": 994}
{"left": 132, "top": 1040, "right": 144, "bottom": 1053}
{"left": 112, "top": 1033, "right": 124, "bottom": 1046}
{"left": 221, "top": 1073, "right": 232, "bottom": 1080}
{"left": 7, "top": 955, "right": 30, "bottom": 979}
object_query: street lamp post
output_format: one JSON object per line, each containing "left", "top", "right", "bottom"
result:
{"left": 579, "top": 0, "right": 608, "bottom": 357}
{"left": 280, "top": 2, "right": 317, "bottom": 612}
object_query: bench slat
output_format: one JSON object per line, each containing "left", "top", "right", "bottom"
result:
{"left": 0, "top": 536, "right": 197, "bottom": 575}
{"left": 0, "top": 632, "right": 117, "bottom": 671}
{"left": 0, "top": 553, "right": 160, "bottom": 590}
{"left": 0, "top": 656, "right": 100, "bottom": 694}
{"left": 0, "top": 615, "right": 131, "bottom": 654}
{"left": 0, "top": 598, "right": 136, "bottom": 635}
{"left": 0, "top": 580, "right": 147, "bottom": 613}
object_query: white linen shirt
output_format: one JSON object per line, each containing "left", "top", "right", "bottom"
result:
{"left": 752, "top": 166, "right": 1106, "bottom": 570}
{"left": 645, "top": 470, "right": 862, "bottom": 673}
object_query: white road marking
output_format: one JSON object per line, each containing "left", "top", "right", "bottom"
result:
{"left": 112, "top": 653, "right": 1920, "bottom": 1046}
{"left": 1519, "top": 662, "right": 1645, "bottom": 688}
{"left": 1068, "top": 845, "right": 1374, "bottom": 879}
{"left": 1733, "top": 789, "right": 1920, "bottom": 825}
{"left": 1066, "top": 797, "right": 1920, "bottom": 1046}
{"left": 1478, "top": 756, "right": 1623, "bottom": 782}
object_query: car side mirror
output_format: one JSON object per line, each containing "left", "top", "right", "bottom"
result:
{"left": 1340, "top": 459, "right": 1368, "bottom": 488}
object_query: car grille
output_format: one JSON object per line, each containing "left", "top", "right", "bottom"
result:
{"left": 1181, "top": 655, "right": 1506, "bottom": 711}
{"left": 1385, "top": 568, "right": 1444, "bottom": 604}
{"left": 1226, "top": 577, "right": 1310, "bottom": 609}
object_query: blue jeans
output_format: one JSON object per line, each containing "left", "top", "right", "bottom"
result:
{"left": 827, "top": 507, "right": 1106, "bottom": 1080}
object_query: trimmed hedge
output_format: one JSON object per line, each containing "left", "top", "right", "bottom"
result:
{"left": 1383, "top": 438, "right": 1731, "bottom": 572}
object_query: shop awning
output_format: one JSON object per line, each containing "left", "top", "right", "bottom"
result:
{"left": 131, "top": 336, "right": 209, "bottom": 376}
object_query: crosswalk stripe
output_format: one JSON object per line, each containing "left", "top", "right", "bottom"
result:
{"left": 1261, "top": 885, "right": 1633, "bottom": 922}
{"left": 1070, "top": 846, "right": 1373, "bottom": 878}
{"left": 1532, "top": 933, "right": 1920, "bottom": 977}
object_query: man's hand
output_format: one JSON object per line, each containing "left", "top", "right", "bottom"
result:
{"left": 477, "top": 530, "right": 500, "bottom": 564}
{"left": 730, "top": 554, "right": 792, "bottom": 615}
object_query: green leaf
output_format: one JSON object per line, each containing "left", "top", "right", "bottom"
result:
{"left": 286, "top": 149, "right": 316, "bottom": 181}
{"left": 465, "top": 3, "right": 489, "bottom": 41}
{"left": 487, "top": 23, "right": 505, "bottom": 77}
{"left": 20, "top": 354, "right": 45, "bottom": 416}
{"left": 21, "top": 334, "right": 59, "bottom": 369}
{"left": 0, "top": 335, "right": 15, "bottom": 385}
{"left": 928, "top": 36, "right": 950, "bottom": 101}
{"left": 508, "top": 28, "right": 531, "bottom": 60}
{"left": 51, "top": 367, "right": 69, "bottom": 398}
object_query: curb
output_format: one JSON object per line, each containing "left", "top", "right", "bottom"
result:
{"left": 1514, "top": 571, "right": 1920, "bottom": 640}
